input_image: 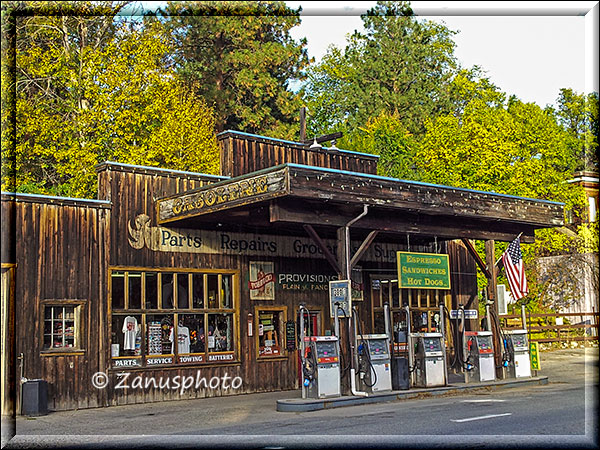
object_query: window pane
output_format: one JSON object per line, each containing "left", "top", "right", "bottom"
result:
{"left": 192, "top": 273, "right": 204, "bottom": 309}
{"left": 258, "top": 311, "right": 282, "bottom": 357}
{"left": 401, "top": 289, "right": 410, "bottom": 307}
{"left": 128, "top": 272, "right": 142, "bottom": 309}
{"left": 161, "top": 273, "right": 174, "bottom": 309}
{"left": 178, "top": 314, "right": 205, "bottom": 354}
{"left": 111, "top": 272, "right": 125, "bottom": 309}
{"left": 372, "top": 278, "right": 381, "bottom": 308}
{"left": 177, "top": 273, "right": 189, "bottom": 309}
{"left": 373, "top": 311, "right": 385, "bottom": 334}
{"left": 207, "top": 314, "right": 233, "bottom": 352}
{"left": 391, "top": 281, "right": 400, "bottom": 308}
{"left": 111, "top": 314, "right": 141, "bottom": 356}
{"left": 146, "top": 315, "right": 174, "bottom": 355}
{"left": 381, "top": 280, "right": 390, "bottom": 307}
{"left": 207, "top": 275, "right": 218, "bottom": 309}
{"left": 43, "top": 305, "right": 77, "bottom": 350}
{"left": 221, "top": 274, "right": 232, "bottom": 308}
{"left": 145, "top": 272, "right": 158, "bottom": 309}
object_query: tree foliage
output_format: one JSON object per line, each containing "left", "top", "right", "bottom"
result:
{"left": 2, "top": 1, "right": 219, "bottom": 198}
{"left": 301, "top": 0, "right": 459, "bottom": 147}
{"left": 161, "top": 1, "right": 310, "bottom": 139}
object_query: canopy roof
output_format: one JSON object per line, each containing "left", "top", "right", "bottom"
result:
{"left": 156, "top": 163, "right": 564, "bottom": 244}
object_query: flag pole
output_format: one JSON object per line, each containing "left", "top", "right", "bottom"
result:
{"left": 494, "top": 232, "right": 523, "bottom": 267}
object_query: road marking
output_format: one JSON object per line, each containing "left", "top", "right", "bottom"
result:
{"left": 461, "top": 399, "right": 506, "bottom": 403}
{"left": 451, "top": 413, "right": 512, "bottom": 423}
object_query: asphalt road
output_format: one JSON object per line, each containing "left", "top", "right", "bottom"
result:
{"left": 4, "top": 346, "right": 598, "bottom": 449}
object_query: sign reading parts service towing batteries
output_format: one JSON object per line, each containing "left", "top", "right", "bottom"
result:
{"left": 329, "top": 280, "right": 351, "bottom": 318}
{"left": 397, "top": 251, "right": 451, "bottom": 290}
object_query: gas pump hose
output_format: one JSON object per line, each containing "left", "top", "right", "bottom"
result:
{"left": 353, "top": 306, "right": 377, "bottom": 388}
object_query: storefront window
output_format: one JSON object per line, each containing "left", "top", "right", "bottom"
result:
{"left": 192, "top": 273, "right": 204, "bottom": 308}
{"left": 110, "top": 269, "right": 237, "bottom": 367}
{"left": 111, "top": 314, "right": 142, "bottom": 357}
{"left": 207, "top": 274, "right": 218, "bottom": 308}
{"left": 128, "top": 272, "right": 142, "bottom": 309}
{"left": 256, "top": 308, "right": 286, "bottom": 358}
{"left": 145, "top": 272, "right": 158, "bottom": 309}
{"left": 111, "top": 271, "right": 125, "bottom": 309}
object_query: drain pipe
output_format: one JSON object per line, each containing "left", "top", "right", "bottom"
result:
{"left": 344, "top": 205, "right": 368, "bottom": 281}
{"left": 344, "top": 205, "right": 369, "bottom": 398}
{"left": 299, "top": 304, "right": 308, "bottom": 399}
{"left": 350, "top": 308, "right": 368, "bottom": 397}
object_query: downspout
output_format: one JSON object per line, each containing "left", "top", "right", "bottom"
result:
{"left": 346, "top": 205, "right": 369, "bottom": 397}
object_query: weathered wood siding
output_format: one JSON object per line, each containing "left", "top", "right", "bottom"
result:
{"left": 1, "top": 193, "right": 110, "bottom": 412}
{"left": 218, "top": 131, "right": 379, "bottom": 178}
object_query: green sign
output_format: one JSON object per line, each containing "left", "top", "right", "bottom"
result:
{"left": 397, "top": 251, "right": 451, "bottom": 290}
{"left": 530, "top": 342, "right": 541, "bottom": 370}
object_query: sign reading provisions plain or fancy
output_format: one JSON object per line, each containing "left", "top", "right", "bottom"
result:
{"left": 530, "top": 342, "right": 541, "bottom": 370}
{"left": 329, "top": 280, "right": 352, "bottom": 318}
{"left": 397, "top": 251, "right": 451, "bottom": 289}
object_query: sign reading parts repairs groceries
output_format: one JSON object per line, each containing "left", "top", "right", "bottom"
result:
{"left": 397, "top": 251, "right": 451, "bottom": 290}
{"left": 127, "top": 214, "right": 408, "bottom": 263}
{"left": 157, "top": 168, "right": 288, "bottom": 222}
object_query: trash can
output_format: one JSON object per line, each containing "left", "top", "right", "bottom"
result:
{"left": 391, "top": 356, "right": 410, "bottom": 390}
{"left": 22, "top": 379, "right": 48, "bottom": 416}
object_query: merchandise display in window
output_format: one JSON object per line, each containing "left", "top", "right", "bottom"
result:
{"left": 258, "top": 310, "right": 283, "bottom": 357}
{"left": 43, "top": 305, "right": 78, "bottom": 350}
{"left": 110, "top": 269, "right": 237, "bottom": 367}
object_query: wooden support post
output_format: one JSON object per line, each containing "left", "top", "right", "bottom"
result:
{"left": 461, "top": 238, "right": 492, "bottom": 279}
{"left": 299, "top": 107, "right": 306, "bottom": 142}
{"left": 349, "top": 230, "right": 379, "bottom": 269}
{"left": 303, "top": 225, "right": 341, "bottom": 275}
{"left": 485, "top": 240, "right": 497, "bottom": 305}
{"left": 485, "top": 239, "right": 502, "bottom": 378}
{"left": 336, "top": 226, "right": 350, "bottom": 280}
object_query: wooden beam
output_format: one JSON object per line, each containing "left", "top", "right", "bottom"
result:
{"left": 303, "top": 224, "right": 342, "bottom": 275}
{"left": 287, "top": 165, "right": 564, "bottom": 229}
{"left": 350, "top": 230, "right": 379, "bottom": 269}
{"left": 301, "top": 132, "right": 343, "bottom": 145}
{"left": 270, "top": 202, "right": 537, "bottom": 243}
{"left": 461, "top": 238, "right": 492, "bottom": 279}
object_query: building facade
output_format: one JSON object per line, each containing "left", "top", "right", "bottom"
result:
{"left": 1, "top": 131, "right": 564, "bottom": 414}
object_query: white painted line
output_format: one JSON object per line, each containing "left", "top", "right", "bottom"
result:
{"left": 461, "top": 399, "right": 506, "bottom": 403}
{"left": 451, "top": 413, "right": 512, "bottom": 423}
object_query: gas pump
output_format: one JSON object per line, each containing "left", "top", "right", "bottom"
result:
{"left": 410, "top": 332, "right": 447, "bottom": 387}
{"left": 302, "top": 336, "right": 342, "bottom": 398}
{"left": 358, "top": 334, "right": 392, "bottom": 393}
{"left": 504, "top": 329, "right": 531, "bottom": 378}
{"left": 463, "top": 331, "right": 496, "bottom": 382}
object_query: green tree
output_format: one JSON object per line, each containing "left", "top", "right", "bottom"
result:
{"left": 2, "top": 2, "right": 219, "bottom": 198}
{"left": 301, "top": 0, "right": 459, "bottom": 147}
{"left": 555, "top": 88, "right": 598, "bottom": 172}
{"left": 161, "top": 1, "right": 310, "bottom": 139}
{"left": 352, "top": 111, "right": 419, "bottom": 179}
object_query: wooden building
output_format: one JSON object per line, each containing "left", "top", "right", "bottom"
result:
{"left": 1, "top": 130, "right": 564, "bottom": 414}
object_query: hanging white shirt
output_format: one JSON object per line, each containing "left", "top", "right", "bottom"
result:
{"left": 122, "top": 316, "right": 138, "bottom": 350}
{"left": 170, "top": 325, "right": 191, "bottom": 354}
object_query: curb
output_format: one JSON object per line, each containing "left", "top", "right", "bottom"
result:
{"left": 276, "top": 376, "right": 549, "bottom": 412}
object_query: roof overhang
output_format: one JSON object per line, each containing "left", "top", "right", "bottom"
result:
{"left": 155, "top": 164, "right": 564, "bottom": 243}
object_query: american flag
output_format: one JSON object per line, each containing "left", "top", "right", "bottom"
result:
{"left": 502, "top": 236, "right": 528, "bottom": 300}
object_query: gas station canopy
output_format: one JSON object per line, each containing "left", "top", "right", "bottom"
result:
{"left": 156, "top": 163, "right": 564, "bottom": 244}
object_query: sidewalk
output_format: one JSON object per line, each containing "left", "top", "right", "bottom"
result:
{"left": 2, "top": 346, "right": 597, "bottom": 448}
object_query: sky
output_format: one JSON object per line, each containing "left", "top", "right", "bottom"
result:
{"left": 285, "top": 1, "right": 599, "bottom": 108}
